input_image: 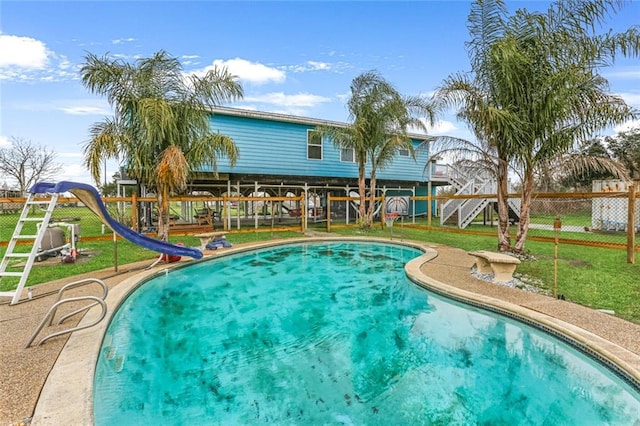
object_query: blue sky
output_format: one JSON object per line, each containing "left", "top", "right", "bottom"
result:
{"left": 1, "top": 1, "right": 639, "bottom": 186}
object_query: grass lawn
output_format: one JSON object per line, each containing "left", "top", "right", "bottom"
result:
{"left": 1, "top": 225, "right": 639, "bottom": 325}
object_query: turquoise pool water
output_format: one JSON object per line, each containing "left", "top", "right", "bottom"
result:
{"left": 94, "top": 241, "right": 640, "bottom": 425}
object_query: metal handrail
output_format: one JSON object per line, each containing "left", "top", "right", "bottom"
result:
{"left": 46, "top": 278, "right": 108, "bottom": 326}
{"left": 25, "top": 278, "right": 109, "bottom": 348}
{"left": 25, "top": 296, "right": 107, "bottom": 348}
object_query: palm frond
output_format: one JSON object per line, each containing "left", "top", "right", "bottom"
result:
{"left": 156, "top": 145, "right": 189, "bottom": 193}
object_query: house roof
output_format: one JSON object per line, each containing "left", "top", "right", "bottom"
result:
{"left": 210, "top": 106, "right": 435, "bottom": 142}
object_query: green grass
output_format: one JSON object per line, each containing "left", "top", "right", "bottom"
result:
{"left": 0, "top": 231, "right": 302, "bottom": 293}
{"left": 2, "top": 224, "right": 639, "bottom": 325}
{"left": 529, "top": 211, "right": 592, "bottom": 226}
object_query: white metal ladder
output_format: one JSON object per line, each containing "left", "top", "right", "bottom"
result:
{"left": 0, "top": 192, "right": 59, "bottom": 305}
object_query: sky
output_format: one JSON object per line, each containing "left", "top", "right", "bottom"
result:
{"left": 1, "top": 0, "right": 639, "bottom": 187}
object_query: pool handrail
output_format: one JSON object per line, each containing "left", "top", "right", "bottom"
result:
{"left": 25, "top": 278, "right": 109, "bottom": 348}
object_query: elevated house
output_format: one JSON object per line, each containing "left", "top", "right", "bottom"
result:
{"left": 183, "top": 106, "right": 453, "bottom": 224}
{"left": 119, "top": 106, "right": 519, "bottom": 229}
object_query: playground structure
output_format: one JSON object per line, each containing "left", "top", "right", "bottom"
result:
{"left": 0, "top": 181, "right": 203, "bottom": 305}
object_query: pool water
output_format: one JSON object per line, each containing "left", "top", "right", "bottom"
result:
{"left": 94, "top": 241, "right": 640, "bottom": 425}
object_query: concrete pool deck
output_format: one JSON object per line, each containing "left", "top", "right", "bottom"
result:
{"left": 1, "top": 237, "right": 640, "bottom": 425}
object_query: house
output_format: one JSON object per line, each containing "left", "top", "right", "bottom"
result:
{"left": 188, "top": 106, "right": 450, "bottom": 221}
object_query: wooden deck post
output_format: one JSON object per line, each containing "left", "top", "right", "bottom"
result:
{"left": 628, "top": 183, "right": 637, "bottom": 264}
{"left": 326, "top": 194, "right": 331, "bottom": 232}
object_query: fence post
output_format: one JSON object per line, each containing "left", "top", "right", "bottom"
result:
{"left": 222, "top": 196, "right": 228, "bottom": 231}
{"left": 553, "top": 215, "right": 562, "bottom": 298}
{"left": 327, "top": 194, "right": 331, "bottom": 233}
{"left": 628, "top": 184, "right": 636, "bottom": 264}
{"left": 427, "top": 181, "right": 432, "bottom": 227}
{"left": 131, "top": 193, "right": 138, "bottom": 231}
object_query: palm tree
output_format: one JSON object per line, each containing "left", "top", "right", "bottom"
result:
{"left": 81, "top": 51, "right": 243, "bottom": 240}
{"left": 433, "top": 0, "right": 639, "bottom": 253}
{"left": 606, "top": 127, "right": 640, "bottom": 179}
{"left": 365, "top": 94, "right": 434, "bottom": 221}
{"left": 322, "top": 71, "right": 434, "bottom": 228}
{"left": 538, "top": 139, "right": 627, "bottom": 192}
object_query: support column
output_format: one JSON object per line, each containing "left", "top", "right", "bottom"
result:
{"left": 302, "top": 183, "right": 308, "bottom": 231}
{"left": 254, "top": 181, "right": 259, "bottom": 229}
{"left": 236, "top": 181, "right": 241, "bottom": 230}
{"left": 226, "top": 180, "right": 231, "bottom": 231}
{"left": 411, "top": 187, "right": 416, "bottom": 224}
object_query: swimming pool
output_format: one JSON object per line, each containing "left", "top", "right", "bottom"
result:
{"left": 94, "top": 241, "right": 640, "bottom": 424}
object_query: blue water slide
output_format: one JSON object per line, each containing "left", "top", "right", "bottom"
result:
{"left": 30, "top": 181, "right": 203, "bottom": 259}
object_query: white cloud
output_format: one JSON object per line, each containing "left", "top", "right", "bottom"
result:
{"left": 426, "top": 120, "right": 458, "bottom": 135}
{"left": 112, "top": 37, "right": 135, "bottom": 44}
{"left": 243, "top": 92, "right": 331, "bottom": 108}
{"left": 0, "top": 135, "right": 11, "bottom": 148}
{"left": 0, "top": 34, "right": 77, "bottom": 82}
{"left": 618, "top": 92, "right": 640, "bottom": 107}
{"left": 57, "top": 152, "right": 85, "bottom": 158}
{"left": 59, "top": 105, "right": 111, "bottom": 116}
{"left": 288, "top": 61, "right": 331, "bottom": 73}
{"left": 613, "top": 119, "right": 640, "bottom": 134}
{"left": 0, "top": 34, "right": 49, "bottom": 68}
{"left": 58, "top": 163, "right": 93, "bottom": 184}
{"left": 181, "top": 54, "right": 200, "bottom": 66}
{"left": 195, "top": 58, "right": 286, "bottom": 85}
{"left": 286, "top": 60, "right": 352, "bottom": 74}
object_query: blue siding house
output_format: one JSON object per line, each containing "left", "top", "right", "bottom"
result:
{"left": 193, "top": 107, "right": 446, "bottom": 217}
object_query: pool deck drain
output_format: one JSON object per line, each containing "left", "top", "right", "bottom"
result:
{"left": 1, "top": 237, "right": 640, "bottom": 425}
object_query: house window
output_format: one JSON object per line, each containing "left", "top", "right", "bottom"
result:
{"left": 307, "top": 130, "right": 323, "bottom": 160}
{"left": 341, "top": 148, "right": 355, "bottom": 163}
{"left": 398, "top": 148, "right": 410, "bottom": 157}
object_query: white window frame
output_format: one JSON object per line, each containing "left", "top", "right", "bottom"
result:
{"left": 340, "top": 148, "right": 356, "bottom": 163}
{"left": 307, "top": 130, "right": 323, "bottom": 160}
{"left": 398, "top": 148, "right": 410, "bottom": 157}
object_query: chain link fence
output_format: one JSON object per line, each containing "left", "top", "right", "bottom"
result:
{"left": 2, "top": 188, "right": 638, "bottom": 257}
{"left": 416, "top": 187, "right": 639, "bottom": 253}
{"left": 0, "top": 194, "right": 305, "bottom": 249}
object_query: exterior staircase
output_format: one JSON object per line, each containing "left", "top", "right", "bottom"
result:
{"left": 440, "top": 166, "right": 521, "bottom": 229}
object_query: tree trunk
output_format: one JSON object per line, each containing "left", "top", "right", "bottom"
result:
{"left": 357, "top": 161, "right": 367, "bottom": 227}
{"left": 367, "top": 170, "right": 377, "bottom": 227}
{"left": 156, "top": 186, "right": 170, "bottom": 242}
{"left": 514, "top": 169, "right": 535, "bottom": 253}
{"left": 496, "top": 159, "right": 511, "bottom": 252}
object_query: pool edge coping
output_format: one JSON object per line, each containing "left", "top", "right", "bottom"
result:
{"left": 30, "top": 237, "right": 640, "bottom": 424}
{"left": 405, "top": 248, "right": 640, "bottom": 391}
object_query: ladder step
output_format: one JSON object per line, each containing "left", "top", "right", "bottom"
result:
{"left": 0, "top": 291, "right": 17, "bottom": 297}
{"left": 13, "top": 235, "right": 39, "bottom": 239}
{"left": 0, "top": 272, "right": 24, "bottom": 277}
{"left": 26, "top": 200, "right": 51, "bottom": 205}
{"left": 5, "top": 253, "right": 31, "bottom": 258}
{"left": 20, "top": 218, "right": 46, "bottom": 222}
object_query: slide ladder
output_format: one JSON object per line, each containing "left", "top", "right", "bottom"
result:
{"left": 0, "top": 192, "right": 59, "bottom": 305}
